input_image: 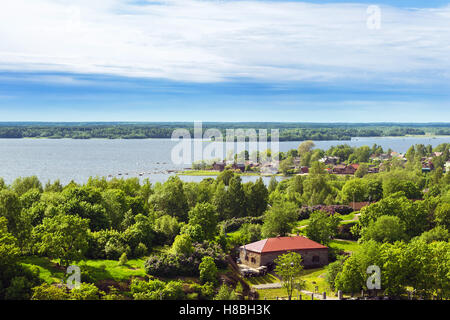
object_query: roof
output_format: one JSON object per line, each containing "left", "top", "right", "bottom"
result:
{"left": 241, "top": 236, "right": 327, "bottom": 253}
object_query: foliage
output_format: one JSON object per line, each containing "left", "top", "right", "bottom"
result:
{"left": 274, "top": 252, "right": 305, "bottom": 300}
{"left": 199, "top": 256, "right": 218, "bottom": 285}
{"left": 32, "top": 214, "right": 90, "bottom": 267}
{"left": 261, "top": 201, "right": 298, "bottom": 238}
{"left": 305, "top": 211, "right": 341, "bottom": 245}
{"left": 214, "top": 284, "right": 238, "bottom": 300}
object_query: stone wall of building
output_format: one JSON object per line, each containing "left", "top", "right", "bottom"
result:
{"left": 240, "top": 248, "right": 328, "bottom": 269}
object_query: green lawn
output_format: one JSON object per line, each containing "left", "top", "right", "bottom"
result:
{"left": 301, "top": 267, "right": 334, "bottom": 296}
{"left": 337, "top": 212, "right": 355, "bottom": 221}
{"left": 328, "top": 239, "right": 361, "bottom": 254}
{"left": 20, "top": 256, "right": 148, "bottom": 284}
{"left": 256, "top": 287, "right": 310, "bottom": 300}
{"left": 244, "top": 273, "right": 279, "bottom": 286}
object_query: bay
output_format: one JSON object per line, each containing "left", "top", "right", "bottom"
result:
{"left": 0, "top": 136, "right": 448, "bottom": 185}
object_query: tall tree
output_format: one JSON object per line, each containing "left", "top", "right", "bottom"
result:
{"left": 274, "top": 252, "right": 305, "bottom": 300}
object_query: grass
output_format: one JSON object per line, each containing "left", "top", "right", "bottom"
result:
{"left": 337, "top": 212, "right": 355, "bottom": 221}
{"left": 256, "top": 287, "right": 310, "bottom": 300}
{"left": 328, "top": 239, "right": 361, "bottom": 254}
{"left": 20, "top": 256, "right": 65, "bottom": 284}
{"left": 20, "top": 256, "right": 148, "bottom": 285}
{"left": 301, "top": 267, "right": 334, "bottom": 296}
{"left": 78, "top": 258, "right": 147, "bottom": 282}
{"left": 244, "top": 273, "right": 279, "bottom": 286}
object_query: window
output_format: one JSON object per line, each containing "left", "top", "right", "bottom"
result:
{"left": 312, "top": 256, "right": 320, "bottom": 263}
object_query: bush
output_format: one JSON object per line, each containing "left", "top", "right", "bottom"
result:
{"left": 220, "top": 216, "right": 264, "bottom": 233}
{"left": 336, "top": 221, "right": 359, "bottom": 240}
{"left": 145, "top": 241, "right": 227, "bottom": 278}
{"left": 199, "top": 256, "right": 218, "bottom": 284}
{"left": 299, "top": 205, "right": 354, "bottom": 220}
{"left": 118, "top": 253, "right": 128, "bottom": 266}
{"left": 31, "top": 283, "right": 70, "bottom": 300}
{"left": 70, "top": 283, "right": 101, "bottom": 300}
{"left": 134, "top": 242, "right": 148, "bottom": 257}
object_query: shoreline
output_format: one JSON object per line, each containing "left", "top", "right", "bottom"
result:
{"left": 2, "top": 134, "right": 449, "bottom": 142}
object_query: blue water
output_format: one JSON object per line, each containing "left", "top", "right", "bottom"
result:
{"left": 0, "top": 136, "right": 448, "bottom": 185}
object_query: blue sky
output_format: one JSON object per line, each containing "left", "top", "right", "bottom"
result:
{"left": 0, "top": 0, "right": 449, "bottom": 122}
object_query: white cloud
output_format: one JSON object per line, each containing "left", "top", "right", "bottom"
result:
{"left": 0, "top": 0, "right": 449, "bottom": 83}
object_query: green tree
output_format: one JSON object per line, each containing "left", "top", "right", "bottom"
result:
{"left": 149, "top": 176, "right": 189, "bottom": 222}
{"left": 217, "top": 170, "right": 235, "bottom": 186}
{"left": 261, "top": 201, "right": 298, "bottom": 238}
{"left": 12, "top": 176, "right": 43, "bottom": 196}
{"left": 274, "top": 252, "right": 304, "bottom": 300}
{"left": 199, "top": 256, "right": 218, "bottom": 285}
{"left": 33, "top": 214, "right": 90, "bottom": 267}
{"left": 118, "top": 252, "right": 128, "bottom": 266}
{"left": 244, "top": 178, "right": 268, "bottom": 217}
{"left": 434, "top": 203, "right": 450, "bottom": 230}
{"left": 305, "top": 211, "right": 341, "bottom": 245}
{"left": 298, "top": 141, "right": 315, "bottom": 156}
{"left": 227, "top": 176, "right": 247, "bottom": 218}
{"left": 214, "top": 284, "right": 238, "bottom": 300}
{"left": 418, "top": 226, "right": 449, "bottom": 243}
{"left": 341, "top": 179, "right": 367, "bottom": 204}
{"left": 355, "top": 164, "right": 369, "bottom": 178}
{"left": 170, "top": 234, "right": 194, "bottom": 256}
{"left": 31, "top": 283, "right": 70, "bottom": 300}
{"left": 70, "top": 283, "right": 101, "bottom": 300}
{"left": 0, "top": 217, "right": 20, "bottom": 267}
{"left": 361, "top": 215, "right": 407, "bottom": 243}
{"left": 334, "top": 255, "right": 364, "bottom": 295}
{"left": 188, "top": 202, "right": 219, "bottom": 241}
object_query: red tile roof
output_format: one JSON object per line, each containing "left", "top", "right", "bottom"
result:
{"left": 241, "top": 236, "right": 327, "bottom": 253}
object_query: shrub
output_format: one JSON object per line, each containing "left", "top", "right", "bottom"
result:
{"left": 199, "top": 256, "right": 218, "bottom": 284}
{"left": 31, "top": 283, "right": 70, "bottom": 300}
{"left": 118, "top": 253, "right": 128, "bottom": 266}
{"left": 134, "top": 242, "right": 148, "bottom": 257}
{"left": 145, "top": 241, "right": 227, "bottom": 278}
{"left": 70, "top": 283, "right": 101, "bottom": 300}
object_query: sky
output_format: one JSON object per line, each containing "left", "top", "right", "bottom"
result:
{"left": 0, "top": 0, "right": 449, "bottom": 122}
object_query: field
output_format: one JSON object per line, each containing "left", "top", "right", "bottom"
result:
{"left": 20, "top": 256, "right": 148, "bottom": 285}
{"left": 328, "top": 239, "right": 361, "bottom": 254}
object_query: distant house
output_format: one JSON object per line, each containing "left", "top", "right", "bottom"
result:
{"left": 300, "top": 166, "right": 309, "bottom": 174}
{"left": 368, "top": 165, "right": 379, "bottom": 174}
{"left": 232, "top": 163, "right": 245, "bottom": 172}
{"left": 445, "top": 161, "right": 450, "bottom": 173}
{"left": 260, "top": 162, "right": 279, "bottom": 175}
{"left": 332, "top": 165, "right": 357, "bottom": 175}
{"left": 319, "top": 156, "right": 340, "bottom": 165}
{"left": 212, "top": 162, "right": 226, "bottom": 172}
{"left": 350, "top": 201, "right": 372, "bottom": 211}
{"left": 332, "top": 164, "right": 347, "bottom": 174}
{"left": 422, "top": 160, "right": 434, "bottom": 173}
{"left": 293, "top": 157, "right": 301, "bottom": 167}
{"left": 240, "top": 236, "right": 328, "bottom": 269}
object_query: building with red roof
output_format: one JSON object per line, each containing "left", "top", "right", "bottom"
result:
{"left": 239, "top": 236, "right": 328, "bottom": 269}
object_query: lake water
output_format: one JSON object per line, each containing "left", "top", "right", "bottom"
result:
{"left": 0, "top": 136, "right": 448, "bottom": 185}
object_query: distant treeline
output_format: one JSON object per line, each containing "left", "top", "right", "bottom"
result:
{"left": 0, "top": 122, "right": 449, "bottom": 141}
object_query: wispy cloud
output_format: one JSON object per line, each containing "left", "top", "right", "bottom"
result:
{"left": 0, "top": 0, "right": 449, "bottom": 85}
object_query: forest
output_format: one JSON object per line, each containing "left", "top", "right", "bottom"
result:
{"left": 0, "top": 142, "right": 449, "bottom": 300}
{"left": 0, "top": 122, "right": 449, "bottom": 141}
